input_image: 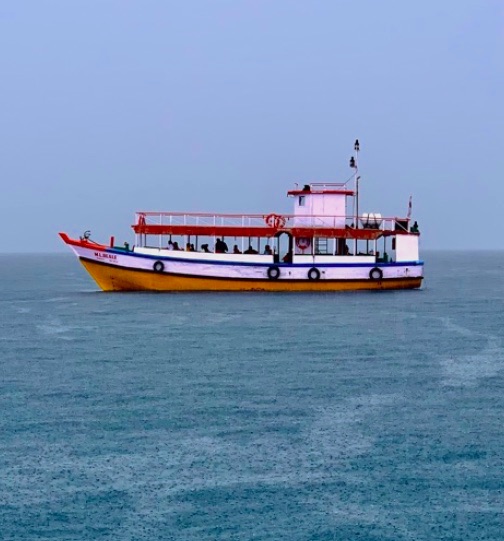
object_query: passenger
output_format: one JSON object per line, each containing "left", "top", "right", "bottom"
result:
{"left": 185, "top": 242, "right": 191, "bottom": 252}
{"left": 411, "top": 221, "right": 419, "bottom": 233}
{"left": 263, "top": 244, "right": 273, "bottom": 255}
{"left": 244, "top": 245, "right": 258, "bottom": 254}
{"left": 190, "top": 243, "right": 195, "bottom": 252}
{"left": 201, "top": 244, "right": 210, "bottom": 253}
{"left": 172, "top": 241, "right": 181, "bottom": 251}
{"left": 167, "top": 240, "right": 174, "bottom": 250}
{"left": 215, "top": 238, "right": 229, "bottom": 253}
{"left": 233, "top": 245, "right": 242, "bottom": 254}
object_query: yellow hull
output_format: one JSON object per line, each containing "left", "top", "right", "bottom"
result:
{"left": 81, "top": 259, "right": 422, "bottom": 292}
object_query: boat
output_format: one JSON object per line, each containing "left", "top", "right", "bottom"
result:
{"left": 60, "top": 141, "right": 423, "bottom": 292}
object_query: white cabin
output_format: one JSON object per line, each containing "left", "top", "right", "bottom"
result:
{"left": 288, "top": 183, "right": 354, "bottom": 228}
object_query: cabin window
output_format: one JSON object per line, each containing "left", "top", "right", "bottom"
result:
{"left": 298, "top": 196, "right": 305, "bottom": 206}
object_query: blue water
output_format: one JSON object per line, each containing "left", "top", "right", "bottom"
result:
{"left": 1, "top": 252, "right": 504, "bottom": 540}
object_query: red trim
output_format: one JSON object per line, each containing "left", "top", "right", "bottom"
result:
{"left": 290, "top": 228, "right": 383, "bottom": 240}
{"left": 59, "top": 232, "right": 108, "bottom": 250}
{"left": 131, "top": 224, "right": 386, "bottom": 240}
{"left": 287, "top": 190, "right": 355, "bottom": 196}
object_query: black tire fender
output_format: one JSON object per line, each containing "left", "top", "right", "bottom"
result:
{"left": 267, "top": 265, "right": 281, "bottom": 280}
{"left": 153, "top": 260, "right": 165, "bottom": 273}
{"left": 307, "top": 267, "right": 321, "bottom": 280}
{"left": 369, "top": 267, "right": 383, "bottom": 280}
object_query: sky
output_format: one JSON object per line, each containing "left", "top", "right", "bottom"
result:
{"left": 0, "top": 0, "right": 503, "bottom": 252}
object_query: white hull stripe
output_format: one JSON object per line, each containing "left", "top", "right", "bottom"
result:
{"left": 74, "top": 245, "right": 423, "bottom": 281}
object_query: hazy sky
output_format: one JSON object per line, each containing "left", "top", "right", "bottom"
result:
{"left": 1, "top": 0, "right": 502, "bottom": 252}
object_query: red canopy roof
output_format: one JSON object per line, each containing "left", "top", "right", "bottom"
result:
{"left": 132, "top": 223, "right": 385, "bottom": 240}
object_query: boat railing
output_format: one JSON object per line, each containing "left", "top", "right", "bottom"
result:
{"left": 134, "top": 212, "right": 410, "bottom": 233}
{"left": 308, "top": 182, "right": 350, "bottom": 189}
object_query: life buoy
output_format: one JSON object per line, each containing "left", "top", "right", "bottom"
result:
{"left": 267, "top": 265, "right": 281, "bottom": 280}
{"left": 369, "top": 267, "right": 383, "bottom": 280}
{"left": 307, "top": 267, "right": 321, "bottom": 281}
{"left": 296, "top": 237, "right": 311, "bottom": 250}
{"left": 264, "top": 213, "right": 286, "bottom": 228}
{"left": 153, "top": 261, "right": 165, "bottom": 273}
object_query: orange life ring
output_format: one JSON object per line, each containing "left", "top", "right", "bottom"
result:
{"left": 264, "top": 213, "right": 286, "bottom": 228}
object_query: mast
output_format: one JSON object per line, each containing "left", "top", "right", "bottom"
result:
{"left": 350, "top": 139, "right": 360, "bottom": 254}
{"left": 354, "top": 138, "right": 360, "bottom": 227}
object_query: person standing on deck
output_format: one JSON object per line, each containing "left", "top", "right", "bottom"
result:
{"left": 215, "top": 238, "right": 228, "bottom": 253}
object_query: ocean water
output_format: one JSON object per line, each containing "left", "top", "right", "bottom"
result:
{"left": 1, "top": 251, "right": 504, "bottom": 541}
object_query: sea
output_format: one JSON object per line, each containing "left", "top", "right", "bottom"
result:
{"left": 1, "top": 251, "right": 503, "bottom": 541}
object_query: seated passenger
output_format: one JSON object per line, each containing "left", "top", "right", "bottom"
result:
{"left": 244, "top": 245, "right": 258, "bottom": 254}
{"left": 233, "top": 245, "right": 242, "bottom": 254}
{"left": 263, "top": 244, "right": 273, "bottom": 255}
{"left": 167, "top": 240, "right": 174, "bottom": 250}
{"left": 201, "top": 244, "right": 210, "bottom": 253}
{"left": 190, "top": 243, "right": 195, "bottom": 252}
{"left": 185, "top": 242, "right": 191, "bottom": 251}
{"left": 172, "top": 241, "right": 181, "bottom": 251}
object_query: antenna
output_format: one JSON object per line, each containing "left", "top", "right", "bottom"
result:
{"left": 407, "top": 195, "right": 412, "bottom": 220}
